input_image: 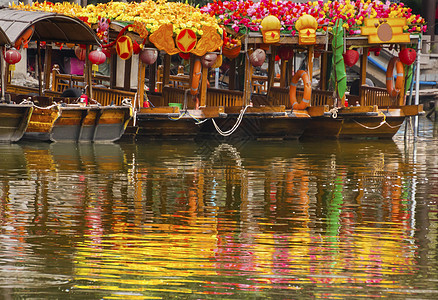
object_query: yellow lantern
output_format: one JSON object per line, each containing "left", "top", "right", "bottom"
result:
{"left": 260, "top": 16, "right": 281, "bottom": 44}
{"left": 295, "top": 14, "right": 318, "bottom": 45}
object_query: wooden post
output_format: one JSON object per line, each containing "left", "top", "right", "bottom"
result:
{"left": 267, "top": 46, "right": 277, "bottom": 95}
{"left": 148, "top": 60, "right": 157, "bottom": 93}
{"left": 307, "top": 45, "right": 314, "bottom": 81}
{"left": 320, "top": 52, "right": 328, "bottom": 91}
{"left": 229, "top": 58, "right": 236, "bottom": 90}
{"left": 84, "top": 45, "right": 92, "bottom": 99}
{"left": 123, "top": 57, "right": 132, "bottom": 91}
{"left": 279, "top": 59, "right": 287, "bottom": 88}
{"left": 200, "top": 65, "right": 208, "bottom": 107}
{"left": 398, "top": 45, "right": 406, "bottom": 106}
{"left": 51, "top": 64, "right": 59, "bottom": 92}
{"left": 37, "top": 41, "right": 43, "bottom": 95}
{"left": 137, "top": 60, "right": 146, "bottom": 108}
{"left": 286, "top": 59, "right": 293, "bottom": 88}
{"left": 43, "top": 44, "right": 52, "bottom": 92}
{"left": 243, "top": 53, "right": 253, "bottom": 105}
{"left": 1, "top": 46, "right": 5, "bottom": 101}
{"left": 163, "top": 54, "right": 171, "bottom": 88}
{"left": 359, "top": 47, "right": 368, "bottom": 105}
{"left": 110, "top": 53, "right": 117, "bottom": 89}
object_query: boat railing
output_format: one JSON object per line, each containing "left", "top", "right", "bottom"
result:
{"left": 269, "top": 86, "right": 335, "bottom": 108}
{"left": 51, "top": 65, "right": 110, "bottom": 93}
{"left": 358, "top": 85, "right": 398, "bottom": 107}
{"left": 206, "top": 88, "right": 244, "bottom": 107}
{"left": 93, "top": 87, "right": 136, "bottom": 106}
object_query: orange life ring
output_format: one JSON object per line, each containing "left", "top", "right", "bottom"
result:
{"left": 190, "top": 58, "right": 202, "bottom": 96}
{"left": 289, "top": 70, "right": 311, "bottom": 110}
{"left": 386, "top": 57, "right": 404, "bottom": 97}
{"left": 14, "top": 26, "right": 34, "bottom": 50}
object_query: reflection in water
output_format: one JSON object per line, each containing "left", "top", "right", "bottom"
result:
{"left": 0, "top": 129, "right": 437, "bottom": 298}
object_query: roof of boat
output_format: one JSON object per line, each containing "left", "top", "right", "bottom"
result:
{"left": 0, "top": 7, "right": 100, "bottom": 45}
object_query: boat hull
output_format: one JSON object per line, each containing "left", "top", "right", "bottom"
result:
{"left": 303, "top": 115, "right": 405, "bottom": 139}
{"left": 25, "top": 105, "right": 132, "bottom": 142}
{"left": 0, "top": 103, "right": 33, "bottom": 143}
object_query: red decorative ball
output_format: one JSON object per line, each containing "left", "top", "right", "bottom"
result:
{"left": 249, "top": 49, "right": 266, "bottom": 67}
{"left": 343, "top": 49, "right": 359, "bottom": 67}
{"left": 399, "top": 48, "right": 416, "bottom": 66}
{"left": 140, "top": 48, "right": 158, "bottom": 65}
{"left": 88, "top": 49, "right": 106, "bottom": 65}
{"left": 4, "top": 49, "right": 21, "bottom": 64}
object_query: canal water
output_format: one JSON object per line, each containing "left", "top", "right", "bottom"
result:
{"left": 0, "top": 117, "right": 437, "bottom": 299}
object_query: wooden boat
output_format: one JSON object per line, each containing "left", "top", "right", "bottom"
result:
{"left": 21, "top": 100, "right": 132, "bottom": 142}
{"left": 0, "top": 8, "right": 132, "bottom": 142}
{"left": 0, "top": 103, "right": 33, "bottom": 142}
{"left": 0, "top": 18, "right": 33, "bottom": 142}
{"left": 10, "top": 1, "right": 425, "bottom": 140}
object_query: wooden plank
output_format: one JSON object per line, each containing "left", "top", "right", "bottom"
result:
{"left": 139, "top": 106, "right": 180, "bottom": 114}
{"left": 402, "top": 104, "right": 424, "bottom": 116}
{"left": 308, "top": 105, "right": 328, "bottom": 117}
{"left": 225, "top": 105, "right": 286, "bottom": 114}
{"left": 148, "top": 61, "right": 157, "bottom": 93}
{"left": 244, "top": 53, "right": 253, "bottom": 105}
{"left": 200, "top": 106, "right": 224, "bottom": 118}
{"left": 338, "top": 105, "right": 378, "bottom": 115}
{"left": 110, "top": 52, "right": 117, "bottom": 88}
{"left": 320, "top": 52, "right": 328, "bottom": 90}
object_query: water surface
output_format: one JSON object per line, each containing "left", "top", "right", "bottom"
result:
{"left": 1, "top": 117, "right": 437, "bottom": 299}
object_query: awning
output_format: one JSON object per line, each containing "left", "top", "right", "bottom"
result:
{"left": 0, "top": 8, "right": 100, "bottom": 46}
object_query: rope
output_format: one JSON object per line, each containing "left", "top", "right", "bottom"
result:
{"left": 122, "top": 98, "right": 132, "bottom": 106}
{"left": 19, "top": 98, "right": 33, "bottom": 105}
{"left": 329, "top": 107, "right": 339, "bottom": 118}
{"left": 352, "top": 111, "right": 401, "bottom": 130}
{"left": 211, "top": 105, "right": 250, "bottom": 137}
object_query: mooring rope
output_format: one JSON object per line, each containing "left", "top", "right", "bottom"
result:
{"left": 211, "top": 105, "right": 250, "bottom": 137}
{"left": 352, "top": 111, "right": 401, "bottom": 130}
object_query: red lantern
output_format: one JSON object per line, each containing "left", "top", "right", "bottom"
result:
{"left": 75, "top": 46, "right": 86, "bottom": 61}
{"left": 277, "top": 46, "right": 294, "bottom": 61}
{"left": 399, "top": 48, "right": 416, "bottom": 66}
{"left": 89, "top": 48, "right": 106, "bottom": 74}
{"left": 343, "top": 49, "right": 359, "bottom": 67}
{"left": 4, "top": 48, "right": 21, "bottom": 65}
{"left": 88, "top": 48, "right": 106, "bottom": 65}
{"left": 140, "top": 48, "right": 158, "bottom": 65}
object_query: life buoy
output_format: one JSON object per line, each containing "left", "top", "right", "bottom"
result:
{"left": 14, "top": 26, "right": 34, "bottom": 50}
{"left": 289, "top": 70, "right": 311, "bottom": 110}
{"left": 190, "top": 58, "right": 202, "bottom": 96}
{"left": 386, "top": 57, "right": 404, "bottom": 97}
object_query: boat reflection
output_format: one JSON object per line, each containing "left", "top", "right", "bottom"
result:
{"left": 0, "top": 139, "right": 421, "bottom": 297}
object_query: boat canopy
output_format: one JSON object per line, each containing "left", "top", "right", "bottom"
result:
{"left": 0, "top": 24, "right": 10, "bottom": 46}
{"left": 0, "top": 7, "right": 100, "bottom": 45}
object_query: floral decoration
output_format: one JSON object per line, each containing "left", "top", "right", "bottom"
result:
{"left": 10, "top": 0, "right": 223, "bottom": 37}
{"left": 200, "top": 0, "right": 426, "bottom": 36}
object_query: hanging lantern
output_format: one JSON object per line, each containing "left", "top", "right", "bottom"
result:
{"left": 116, "top": 35, "right": 133, "bottom": 60}
{"left": 249, "top": 49, "right": 266, "bottom": 67}
{"left": 201, "top": 53, "right": 218, "bottom": 68}
{"left": 260, "top": 16, "right": 281, "bottom": 44}
{"left": 75, "top": 46, "right": 86, "bottom": 61}
{"left": 140, "top": 48, "right": 158, "bottom": 65}
{"left": 4, "top": 48, "right": 21, "bottom": 71}
{"left": 88, "top": 48, "right": 107, "bottom": 74}
{"left": 399, "top": 48, "right": 416, "bottom": 66}
{"left": 343, "top": 49, "right": 359, "bottom": 67}
{"left": 277, "top": 46, "right": 294, "bottom": 61}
